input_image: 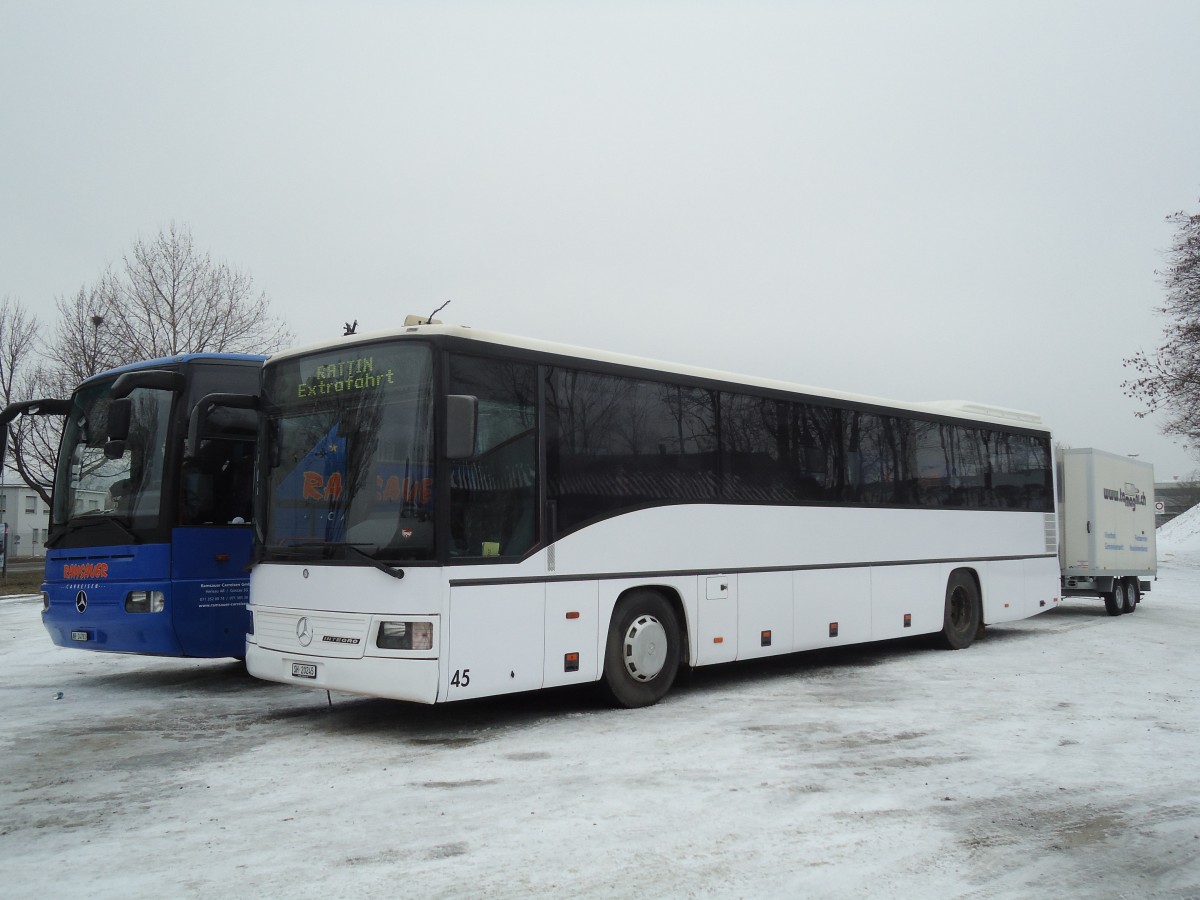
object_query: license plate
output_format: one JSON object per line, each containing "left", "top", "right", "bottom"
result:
{"left": 70, "top": 631, "right": 89, "bottom": 642}
{"left": 291, "top": 662, "right": 318, "bottom": 679}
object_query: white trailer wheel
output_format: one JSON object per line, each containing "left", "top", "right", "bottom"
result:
{"left": 1104, "top": 581, "right": 1125, "bottom": 617}
{"left": 1122, "top": 577, "right": 1139, "bottom": 614}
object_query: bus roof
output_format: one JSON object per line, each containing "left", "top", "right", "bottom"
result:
{"left": 268, "top": 322, "right": 1047, "bottom": 432}
{"left": 79, "top": 353, "right": 266, "bottom": 387}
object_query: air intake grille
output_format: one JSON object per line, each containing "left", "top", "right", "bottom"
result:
{"left": 1044, "top": 513, "right": 1058, "bottom": 553}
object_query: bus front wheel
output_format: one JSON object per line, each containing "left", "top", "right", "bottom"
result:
{"left": 938, "top": 571, "right": 981, "bottom": 650}
{"left": 601, "top": 591, "right": 681, "bottom": 708}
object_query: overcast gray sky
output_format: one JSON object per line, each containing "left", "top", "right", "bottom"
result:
{"left": 3, "top": 1, "right": 1199, "bottom": 479}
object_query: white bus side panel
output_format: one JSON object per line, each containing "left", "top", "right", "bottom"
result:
{"left": 1024, "top": 556, "right": 1061, "bottom": 616}
{"left": 794, "top": 568, "right": 872, "bottom": 651}
{"left": 550, "top": 505, "right": 1049, "bottom": 578}
{"left": 981, "top": 559, "right": 1027, "bottom": 624}
{"left": 736, "top": 571, "right": 792, "bottom": 661}
{"left": 544, "top": 580, "right": 600, "bottom": 688}
{"left": 445, "top": 583, "right": 545, "bottom": 701}
{"left": 870, "top": 564, "right": 946, "bottom": 640}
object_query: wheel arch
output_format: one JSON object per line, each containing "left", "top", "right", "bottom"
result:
{"left": 612, "top": 583, "right": 691, "bottom": 669}
{"left": 952, "top": 566, "right": 984, "bottom": 622}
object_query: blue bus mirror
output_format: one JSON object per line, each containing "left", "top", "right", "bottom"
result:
{"left": 111, "top": 369, "right": 184, "bottom": 399}
{"left": 187, "top": 392, "right": 259, "bottom": 456}
{"left": 106, "top": 397, "right": 133, "bottom": 441}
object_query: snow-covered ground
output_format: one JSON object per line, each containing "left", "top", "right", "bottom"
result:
{"left": 4, "top": 514, "right": 1200, "bottom": 899}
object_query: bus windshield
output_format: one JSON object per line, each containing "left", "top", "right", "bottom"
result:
{"left": 258, "top": 341, "right": 436, "bottom": 563}
{"left": 52, "top": 377, "right": 174, "bottom": 536}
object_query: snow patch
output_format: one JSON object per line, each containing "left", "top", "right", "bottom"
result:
{"left": 1156, "top": 502, "right": 1200, "bottom": 567}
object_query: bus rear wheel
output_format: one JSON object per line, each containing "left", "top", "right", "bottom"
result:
{"left": 601, "top": 591, "right": 681, "bottom": 708}
{"left": 1104, "top": 581, "right": 1125, "bottom": 616}
{"left": 937, "top": 571, "right": 981, "bottom": 650}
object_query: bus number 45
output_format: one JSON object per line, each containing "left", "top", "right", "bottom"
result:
{"left": 450, "top": 669, "right": 470, "bottom": 687}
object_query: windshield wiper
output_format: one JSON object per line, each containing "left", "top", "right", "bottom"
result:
{"left": 273, "top": 541, "right": 405, "bottom": 579}
{"left": 343, "top": 542, "right": 405, "bottom": 580}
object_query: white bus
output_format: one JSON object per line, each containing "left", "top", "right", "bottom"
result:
{"left": 244, "top": 320, "right": 1060, "bottom": 707}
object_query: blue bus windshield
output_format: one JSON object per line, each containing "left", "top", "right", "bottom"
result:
{"left": 52, "top": 378, "right": 173, "bottom": 533}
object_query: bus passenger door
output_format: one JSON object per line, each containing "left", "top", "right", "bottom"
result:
{"left": 695, "top": 574, "right": 737, "bottom": 665}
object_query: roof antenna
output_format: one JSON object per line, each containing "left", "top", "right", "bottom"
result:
{"left": 343, "top": 319, "right": 357, "bottom": 336}
{"left": 425, "top": 300, "right": 450, "bottom": 323}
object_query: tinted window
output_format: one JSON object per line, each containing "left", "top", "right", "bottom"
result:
{"left": 547, "top": 368, "right": 717, "bottom": 533}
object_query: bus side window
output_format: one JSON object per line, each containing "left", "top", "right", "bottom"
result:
{"left": 447, "top": 355, "right": 537, "bottom": 558}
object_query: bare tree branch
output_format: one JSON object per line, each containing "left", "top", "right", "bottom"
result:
{"left": 8, "top": 223, "right": 293, "bottom": 501}
{"left": 1123, "top": 201, "right": 1200, "bottom": 458}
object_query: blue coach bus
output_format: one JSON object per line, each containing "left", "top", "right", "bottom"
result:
{"left": 1, "top": 354, "right": 263, "bottom": 657}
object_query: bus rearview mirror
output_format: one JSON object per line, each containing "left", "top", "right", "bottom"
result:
{"left": 107, "top": 398, "right": 133, "bottom": 441}
{"left": 445, "top": 395, "right": 478, "bottom": 459}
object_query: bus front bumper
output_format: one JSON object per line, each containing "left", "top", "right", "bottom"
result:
{"left": 245, "top": 640, "right": 441, "bottom": 704}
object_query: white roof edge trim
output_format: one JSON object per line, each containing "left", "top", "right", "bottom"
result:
{"left": 268, "top": 322, "right": 1048, "bottom": 430}
{"left": 919, "top": 401, "right": 1045, "bottom": 427}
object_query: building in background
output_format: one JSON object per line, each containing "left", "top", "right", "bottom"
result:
{"left": 0, "top": 478, "right": 52, "bottom": 559}
{"left": 0, "top": 476, "right": 111, "bottom": 559}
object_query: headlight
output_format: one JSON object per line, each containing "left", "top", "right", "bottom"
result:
{"left": 41, "top": 591, "right": 49, "bottom": 612}
{"left": 376, "top": 621, "right": 433, "bottom": 651}
{"left": 125, "top": 590, "right": 165, "bottom": 613}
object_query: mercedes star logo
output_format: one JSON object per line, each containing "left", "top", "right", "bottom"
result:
{"left": 75, "top": 591, "right": 88, "bottom": 613}
{"left": 296, "top": 616, "right": 313, "bottom": 647}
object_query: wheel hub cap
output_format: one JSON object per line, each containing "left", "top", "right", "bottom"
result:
{"left": 623, "top": 614, "right": 667, "bottom": 682}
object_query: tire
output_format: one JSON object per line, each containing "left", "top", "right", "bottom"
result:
{"left": 601, "top": 591, "right": 682, "bottom": 708}
{"left": 1122, "top": 577, "right": 1139, "bottom": 614}
{"left": 1104, "top": 581, "right": 1124, "bottom": 617}
{"left": 1104, "top": 581, "right": 1125, "bottom": 616}
{"left": 937, "top": 570, "right": 981, "bottom": 650}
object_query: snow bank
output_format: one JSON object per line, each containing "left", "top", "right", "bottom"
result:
{"left": 1156, "top": 501, "right": 1200, "bottom": 566}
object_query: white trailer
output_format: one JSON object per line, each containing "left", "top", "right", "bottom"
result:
{"left": 1058, "top": 448, "right": 1157, "bottom": 616}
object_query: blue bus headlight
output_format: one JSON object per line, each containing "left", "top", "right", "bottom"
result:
{"left": 376, "top": 621, "right": 433, "bottom": 651}
{"left": 42, "top": 591, "right": 49, "bottom": 612}
{"left": 125, "top": 590, "right": 165, "bottom": 613}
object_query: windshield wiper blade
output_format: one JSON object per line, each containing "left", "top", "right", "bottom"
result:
{"left": 273, "top": 541, "right": 405, "bottom": 579}
{"left": 343, "top": 542, "right": 405, "bottom": 580}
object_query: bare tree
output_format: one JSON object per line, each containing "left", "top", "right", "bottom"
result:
{"left": 0, "top": 296, "right": 56, "bottom": 506}
{"left": 0, "top": 296, "right": 38, "bottom": 409}
{"left": 105, "top": 223, "right": 291, "bottom": 357}
{"left": 1124, "top": 201, "right": 1200, "bottom": 451}
{"left": 10, "top": 224, "right": 293, "bottom": 503}
{"left": 41, "top": 283, "right": 115, "bottom": 394}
